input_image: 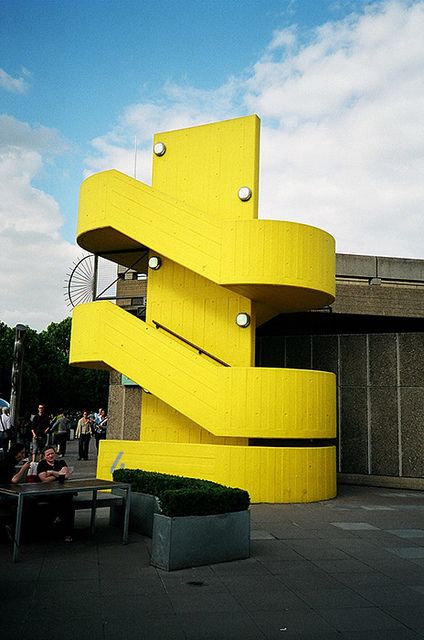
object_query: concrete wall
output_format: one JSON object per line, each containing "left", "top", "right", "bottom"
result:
{"left": 333, "top": 254, "right": 424, "bottom": 318}
{"left": 107, "top": 268, "right": 146, "bottom": 440}
{"left": 108, "top": 371, "right": 142, "bottom": 441}
{"left": 257, "top": 332, "right": 424, "bottom": 478}
{"left": 336, "top": 253, "right": 424, "bottom": 281}
{"left": 333, "top": 282, "right": 424, "bottom": 318}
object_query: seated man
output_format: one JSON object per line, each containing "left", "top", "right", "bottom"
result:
{"left": 37, "top": 446, "right": 74, "bottom": 542}
{"left": 37, "top": 446, "right": 71, "bottom": 483}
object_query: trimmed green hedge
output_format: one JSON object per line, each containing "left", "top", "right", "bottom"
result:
{"left": 113, "top": 469, "right": 250, "bottom": 517}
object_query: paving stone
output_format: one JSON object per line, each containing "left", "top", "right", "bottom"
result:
{"left": 103, "top": 615, "right": 186, "bottom": 640}
{"left": 294, "top": 586, "right": 372, "bottom": 609}
{"left": 168, "top": 590, "right": 245, "bottom": 614}
{"left": 251, "top": 529, "right": 275, "bottom": 540}
{"left": 388, "top": 528, "right": 424, "bottom": 538}
{"left": 386, "top": 546, "right": 424, "bottom": 558}
{"left": 232, "top": 587, "right": 310, "bottom": 612}
{"left": 250, "top": 608, "right": 339, "bottom": 638}
{"left": 3, "top": 470, "right": 424, "bottom": 640}
{"left": 331, "top": 522, "right": 380, "bottom": 530}
{"left": 318, "top": 606, "right": 412, "bottom": 633}
{"left": 177, "top": 612, "right": 266, "bottom": 639}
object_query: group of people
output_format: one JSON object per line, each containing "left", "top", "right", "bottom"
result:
{"left": 76, "top": 407, "right": 108, "bottom": 460}
{"left": 0, "top": 405, "right": 109, "bottom": 543}
{"left": 0, "top": 404, "right": 108, "bottom": 462}
{"left": 0, "top": 442, "right": 74, "bottom": 542}
{"left": 29, "top": 404, "right": 109, "bottom": 461}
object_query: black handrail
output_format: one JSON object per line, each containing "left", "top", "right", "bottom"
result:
{"left": 152, "top": 320, "right": 230, "bottom": 367}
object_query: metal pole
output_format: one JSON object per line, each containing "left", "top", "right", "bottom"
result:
{"left": 9, "top": 324, "right": 27, "bottom": 428}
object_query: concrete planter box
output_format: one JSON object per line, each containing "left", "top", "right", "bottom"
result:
{"left": 150, "top": 509, "right": 250, "bottom": 571}
{"left": 110, "top": 490, "right": 160, "bottom": 537}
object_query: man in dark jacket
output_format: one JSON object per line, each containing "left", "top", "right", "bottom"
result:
{"left": 30, "top": 404, "right": 50, "bottom": 462}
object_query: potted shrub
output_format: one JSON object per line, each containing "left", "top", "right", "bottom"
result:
{"left": 112, "top": 469, "right": 250, "bottom": 571}
{"left": 110, "top": 472, "right": 161, "bottom": 536}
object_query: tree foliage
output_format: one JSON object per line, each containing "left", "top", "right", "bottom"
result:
{"left": 0, "top": 317, "right": 109, "bottom": 416}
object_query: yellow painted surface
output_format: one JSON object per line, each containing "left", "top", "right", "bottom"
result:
{"left": 98, "top": 440, "right": 337, "bottom": 503}
{"left": 71, "top": 301, "right": 336, "bottom": 439}
{"left": 70, "top": 115, "right": 337, "bottom": 502}
{"left": 77, "top": 172, "right": 335, "bottom": 310}
{"left": 146, "top": 256, "right": 254, "bottom": 367}
{"left": 140, "top": 395, "right": 247, "bottom": 446}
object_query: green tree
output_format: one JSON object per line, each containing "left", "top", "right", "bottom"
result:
{"left": 0, "top": 317, "right": 109, "bottom": 416}
{"left": 0, "top": 321, "right": 14, "bottom": 401}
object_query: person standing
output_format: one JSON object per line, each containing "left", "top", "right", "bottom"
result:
{"left": 51, "top": 409, "right": 70, "bottom": 457}
{"left": 0, "top": 407, "right": 12, "bottom": 456}
{"left": 30, "top": 404, "right": 50, "bottom": 462}
{"left": 75, "top": 410, "right": 92, "bottom": 460}
{"left": 93, "top": 407, "right": 108, "bottom": 455}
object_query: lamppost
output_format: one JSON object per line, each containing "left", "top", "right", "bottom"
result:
{"left": 9, "top": 324, "right": 27, "bottom": 428}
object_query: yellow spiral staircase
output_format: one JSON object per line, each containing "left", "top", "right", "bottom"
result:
{"left": 70, "top": 115, "right": 337, "bottom": 502}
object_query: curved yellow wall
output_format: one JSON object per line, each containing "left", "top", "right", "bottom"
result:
{"left": 70, "top": 115, "right": 337, "bottom": 502}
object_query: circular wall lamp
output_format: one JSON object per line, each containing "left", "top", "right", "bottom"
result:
{"left": 235, "top": 312, "right": 251, "bottom": 328}
{"left": 238, "top": 186, "right": 252, "bottom": 201}
{"left": 153, "top": 142, "right": 166, "bottom": 156}
{"left": 142, "top": 388, "right": 151, "bottom": 394}
{"left": 148, "top": 256, "right": 162, "bottom": 270}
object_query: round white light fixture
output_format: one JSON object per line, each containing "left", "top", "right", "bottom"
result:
{"left": 238, "top": 186, "right": 252, "bottom": 201}
{"left": 153, "top": 142, "right": 166, "bottom": 156}
{"left": 142, "top": 388, "right": 151, "bottom": 394}
{"left": 148, "top": 256, "right": 162, "bottom": 270}
{"left": 236, "top": 312, "right": 251, "bottom": 328}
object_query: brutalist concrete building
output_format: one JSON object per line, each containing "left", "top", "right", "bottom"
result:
{"left": 109, "top": 253, "right": 424, "bottom": 490}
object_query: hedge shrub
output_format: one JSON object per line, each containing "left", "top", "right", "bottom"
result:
{"left": 113, "top": 469, "right": 250, "bottom": 517}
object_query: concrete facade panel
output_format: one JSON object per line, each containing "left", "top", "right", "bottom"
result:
{"left": 369, "top": 334, "right": 397, "bottom": 387}
{"left": 340, "top": 386, "right": 368, "bottom": 474}
{"left": 336, "top": 254, "right": 377, "bottom": 278}
{"left": 312, "top": 335, "right": 339, "bottom": 374}
{"left": 369, "top": 386, "right": 399, "bottom": 476}
{"left": 108, "top": 371, "right": 142, "bottom": 441}
{"left": 256, "top": 335, "right": 285, "bottom": 367}
{"left": 400, "top": 387, "right": 424, "bottom": 477}
{"left": 378, "top": 256, "right": 424, "bottom": 281}
{"left": 340, "top": 335, "right": 367, "bottom": 386}
{"left": 333, "top": 283, "right": 424, "bottom": 318}
{"left": 398, "top": 333, "right": 424, "bottom": 386}
{"left": 285, "top": 335, "right": 311, "bottom": 369}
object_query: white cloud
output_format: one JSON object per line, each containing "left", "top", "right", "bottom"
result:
{"left": 0, "top": 115, "right": 65, "bottom": 153}
{"left": 0, "top": 116, "right": 79, "bottom": 330}
{"left": 86, "top": 0, "right": 424, "bottom": 260}
{"left": 0, "top": 68, "right": 29, "bottom": 94}
{"left": 250, "top": 0, "right": 424, "bottom": 258}
{"left": 84, "top": 80, "right": 243, "bottom": 183}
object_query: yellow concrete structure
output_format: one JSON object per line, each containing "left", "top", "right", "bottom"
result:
{"left": 70, "top": 115, "right": 337, "bottom": 502}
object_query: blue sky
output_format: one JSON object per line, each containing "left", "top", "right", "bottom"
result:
{"left": 1, "top": 0, "right": 423, "bottom": 329}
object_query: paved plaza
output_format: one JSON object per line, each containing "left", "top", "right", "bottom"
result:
{"left": 2, "top": 438, "right": 424, "bottom": 639}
